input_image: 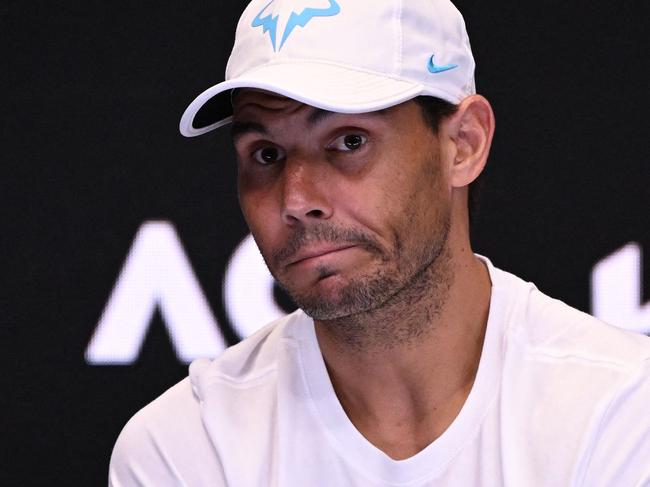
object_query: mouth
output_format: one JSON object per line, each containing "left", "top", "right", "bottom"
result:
{"left": 286, "top": 244, "right": 358, "bottom": 267}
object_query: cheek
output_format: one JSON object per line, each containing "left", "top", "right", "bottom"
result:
{"left": 238, "top": 186, "right": 278, "bottom": 245}
{"left": 339, "top": 183, "right": 409, "bottom": 257}
{"left": 383, "top": 157, "right": 449, "bottom": 243}
{"left": 376, "top": 157, "right": 441, "bottom": 215}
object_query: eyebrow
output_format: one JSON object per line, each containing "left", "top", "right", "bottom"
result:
{"left": 306, "top": 108, "right": 336, "bottom": 126}
{"left": 230, "top": 109, "right": 332, "bottom": 140}
{"left": 230, "top": 121, "right": 268, "bottom": 141}
{"left": 307, "top": 107, "right": 390, "bottom": 125}
{"left": 230, "top": 106, "right": 390, "bottom": 141}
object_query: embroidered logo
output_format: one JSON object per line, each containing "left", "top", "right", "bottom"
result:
{"left": 252, "top": 0, "right": 341, "bottom": 51}
{"left": 427, "top": 54, "right": 458, "bottom": 74}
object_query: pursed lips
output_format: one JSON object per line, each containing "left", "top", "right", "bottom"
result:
{"left": 286, "top": 244, "right": 357, "bottom": 267}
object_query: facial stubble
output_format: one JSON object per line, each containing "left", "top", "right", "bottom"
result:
{"left": 263, "top": 201, "right": 452, "bottom": 352}
{"left": 311, "top": 214, "right": 452, "bottom": 352}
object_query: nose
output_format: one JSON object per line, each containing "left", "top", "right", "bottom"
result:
{"left": 280, "top": 159, "right": 333, "bottom": 225}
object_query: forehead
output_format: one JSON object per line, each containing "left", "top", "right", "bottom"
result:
{"left": 231, "top": 90, "right": 341, "bottom": 142}
{"left": 231, "top": 89, "right": 425, "bottom": 129}
{"left": 232, "top": 88, "right": 293, "bottom": 108}
{"left": 232, "top": 89, "right": 315, "bottom": 119}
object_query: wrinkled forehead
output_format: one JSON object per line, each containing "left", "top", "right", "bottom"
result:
{"left": 231, "top": 88, "right": 413, "bottom": 124}
{"left": 231, "top": 88, "right": 305, "bottom": 113}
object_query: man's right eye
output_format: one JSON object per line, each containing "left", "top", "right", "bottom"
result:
{"left": 252, "top": 146, "right": 286, "bottom": 165}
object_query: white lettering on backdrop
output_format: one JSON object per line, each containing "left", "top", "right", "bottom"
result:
{"left": 223, "top": 233, "right": 287, "bottom": 342}
{"left": 591, "top": 242, "right": 650, "bottom": 335}
{"left": 86, "top": 222, "right": 648, "bottom": 365}
{"left": 85, "top": 221, "right": 227, "bottom": 365}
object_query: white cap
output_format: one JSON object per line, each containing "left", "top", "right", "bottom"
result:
{"left": 180, "top": 0, "right": 476, "bottom": 137}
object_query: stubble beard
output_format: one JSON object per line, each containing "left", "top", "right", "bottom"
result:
{"left": 266, "top": 212, "right": 454, "bottom": 352}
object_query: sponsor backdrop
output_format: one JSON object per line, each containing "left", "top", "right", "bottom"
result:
{"left": 4, "top": 0, "right": 649, "bottom": 484}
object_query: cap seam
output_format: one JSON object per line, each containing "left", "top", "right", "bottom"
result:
{"left": 236, "top": 58, "right": 421, "bottom": 86}
{"left": 460, "top": 18, "right": 477, "bottom": 94}
{"left": 396, "top": 0, "right": 404, "bottom": 77}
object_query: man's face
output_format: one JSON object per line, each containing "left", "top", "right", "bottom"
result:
{"left": 231, "top": 91, "right": 452, "bottom": 320}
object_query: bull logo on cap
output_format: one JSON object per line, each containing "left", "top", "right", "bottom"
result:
{"left": 252, "top": 0, "right": 341, "bottom": 51}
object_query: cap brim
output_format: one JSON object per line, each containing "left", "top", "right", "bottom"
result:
{"left": 179, "top": 62, "right": 436, "bottom": 137}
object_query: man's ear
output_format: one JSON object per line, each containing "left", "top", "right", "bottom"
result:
{"left": 444, "top": 95, "right": 495, "bottom": 188}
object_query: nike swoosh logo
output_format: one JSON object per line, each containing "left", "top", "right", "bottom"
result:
{"left": 427, "top": 55, "right": 458, "bottom": 74}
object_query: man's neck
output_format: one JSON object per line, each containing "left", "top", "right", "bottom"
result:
{"left": 314, "top": 250, "right": 491, "bottom": 460}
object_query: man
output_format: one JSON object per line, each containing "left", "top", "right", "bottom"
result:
{"left": 109, "top": 0, "right": 650, "bottom": 485}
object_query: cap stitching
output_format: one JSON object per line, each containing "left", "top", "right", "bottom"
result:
{"left": 396, "top": 0, "right": 403, "bottom": 77}
{"left": 237, "top": 57, "right": 421, "bottom": 85}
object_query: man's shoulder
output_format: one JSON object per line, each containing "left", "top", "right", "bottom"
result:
{"left": 109, "top": 311, "right": 309, "bottom": 485}
{"left": 524, "top": 283, "right": 650, "bottom": 370}
{"left": 493, "top": 265, "right": 650, "bottom": 371}
{"left": 115, "top": 310, "right": 307, "bottom": 436}
{"left": 109, "top": 377, "right": 225, "bottom": 485}
{"left": 190, "top": 309, "right": 308, "bottom": 389}
{"left": 494, "top": 266, "right": 650, "bottom": 483}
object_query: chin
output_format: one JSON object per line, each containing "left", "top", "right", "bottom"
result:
{"left": 286, "top": 277, "right": 351, "bottom": 320}
{"left": 287, "top": 271, "right": 398, "bottom": 321}
{"left": 297, "top": 298, "right": 357, "bottom": 321}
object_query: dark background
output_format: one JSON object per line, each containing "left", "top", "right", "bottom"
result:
{"left": 3, "top": 0, "right": 649, "bottom": 484}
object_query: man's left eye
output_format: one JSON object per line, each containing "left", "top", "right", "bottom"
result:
{"left": 329, "top": 134, "right": 367, "bottom": 151}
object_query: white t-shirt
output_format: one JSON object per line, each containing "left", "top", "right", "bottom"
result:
{"left": 109, "top": 258, "right": 650, "bottom": 486}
